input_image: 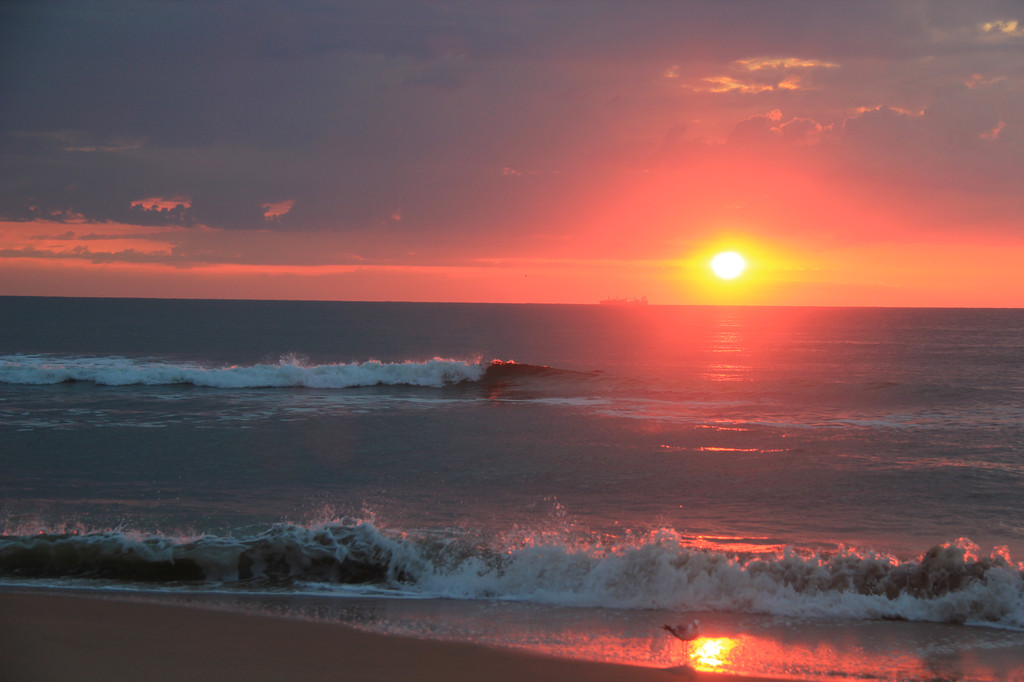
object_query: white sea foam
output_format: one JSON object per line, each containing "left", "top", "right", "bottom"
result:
{"left": 2, "top": 520, "right": 1021, "bottom": 630}
{"left": 416, "top": 532, "right": 1024, "bottom": 628}
{"left": 0, "top": 354, "right": 487, "bottom": 389}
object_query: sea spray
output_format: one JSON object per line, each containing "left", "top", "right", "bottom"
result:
{"left": 3, "top": 520, "right": 1021, "bottom": 629}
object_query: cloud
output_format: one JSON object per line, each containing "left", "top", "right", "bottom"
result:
{"left": 841, "top": 106, "right": 925, "bottom": 149}
{"left": 700, "top": 75, "right": 775, "bottom": 95}
{"left": 727, "top": 109, "right": 830, "bottom": 147}
{"left": 979, "top": 18, "right": 1024, "bottom": 38}
{"left": 262, "top": 200, "right": 295, "bottom": 221}
{"left": 1, "top": 0, "right": 1022, "bottom": 261}
{"left": 131, "top": 196, "right": 192, "bottom": 211}
{"left": 738, "top": 57, "right": 840, "bottom": 71}
{"left": 673, "top": 54, "right": 841, "bottom": 95}
{"left": 0, "top": 245, "right": 184, "bottom": 266}
{"left": 778, "top": 117, "right": 829, "bottom": 145}
{"left": 924, "top": 82, "right": 1006, "bottom": 145}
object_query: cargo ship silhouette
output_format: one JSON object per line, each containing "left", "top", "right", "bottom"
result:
{"left": 599, "top": 295, "right": 647, "bottom": 306}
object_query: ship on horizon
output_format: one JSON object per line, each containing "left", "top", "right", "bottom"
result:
{"left": 599, "top": 295, "right": 648, "bottom": 306}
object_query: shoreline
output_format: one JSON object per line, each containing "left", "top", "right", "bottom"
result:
{"left": 0, "top": 591, "right": 784, "bottom": 681}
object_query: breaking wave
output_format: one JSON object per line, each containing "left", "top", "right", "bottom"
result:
{"left": 0, "top": 355, "right": 552, "bottom": 389}
{"left": 2, "top": 521, "right": 1021, "bottom": 629}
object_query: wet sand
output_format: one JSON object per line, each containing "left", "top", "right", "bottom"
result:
{"left": 0, "top": 591, "right": 783, "bottom": 681}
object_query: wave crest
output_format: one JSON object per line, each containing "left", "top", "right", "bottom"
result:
{"left": 0, "top": 354, "right": 492, "bottom": 389}
{"left": 2, "top": 522, "right": 1021, "bottom": 628}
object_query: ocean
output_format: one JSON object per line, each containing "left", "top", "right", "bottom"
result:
{"left": 2, "top": 297, "right": 1022, "bottom": 680}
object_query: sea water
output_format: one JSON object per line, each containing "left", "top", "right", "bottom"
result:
{"left": 1, "top": 297, "right": 1022, "bottom": 679}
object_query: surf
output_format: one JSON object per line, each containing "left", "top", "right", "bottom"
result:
{"left": 0, "top": 354, "right": 505, "bottom": 389}
{"left": 2, "top": 520, "right": 1021, "bottom": 630}
{"left": 0, "top": 354, "right": 570, "bottom": 390}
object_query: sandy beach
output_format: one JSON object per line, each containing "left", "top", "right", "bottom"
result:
{"left": 0, "top": 591, "right": 783, "bottom": 682}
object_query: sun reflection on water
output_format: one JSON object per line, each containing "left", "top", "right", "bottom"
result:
{"left": 689, "top": 636, "right": 738, "bottom": 669}
{"left": 329, "top": 596, "right": 1024, "bottom": 682}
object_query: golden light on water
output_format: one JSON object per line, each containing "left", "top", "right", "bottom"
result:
{"left": 689, "top": 637, "right": 738, "bottom": 669}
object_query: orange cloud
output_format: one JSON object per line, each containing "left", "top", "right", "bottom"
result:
{"left": 0, "top": 220, "right": 177, "bottom": 262}
{"left": 979, "top": 19, "right": 1023, "bottom": 38}
{"left": 261, "top": 200, "right": 295, "bottom": 220}
{"left": 701, "top": 76, "right": 773, "bottom": 94}
{"left": 979, "top": 121, "right": 1006, "bottom": 140}
{"left": 680, "top": 55, "right": 839, "bottom": 94}
{"left": 130, "top": 196, "right": 192, "bottom": 211}
{"left": 737, "top": 57, "right": 840, "bottom": 71}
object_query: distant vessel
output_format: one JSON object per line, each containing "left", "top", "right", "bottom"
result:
{"left": 599, "top": 295, "right": 648, "bottom": 306}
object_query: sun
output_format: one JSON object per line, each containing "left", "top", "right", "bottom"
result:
{"left": 710, "top": 251, "right": 746, "bottom": 279}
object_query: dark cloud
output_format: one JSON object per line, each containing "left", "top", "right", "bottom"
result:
{"left": 1, "top": 0, "right": 1022, "bottom": 243}
{"left": 0, "top": 245, "right": 182, "bottom": 266}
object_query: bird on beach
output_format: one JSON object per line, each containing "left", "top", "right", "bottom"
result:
{"left": 662, "top": 619, "right": 701, "bottom": 641}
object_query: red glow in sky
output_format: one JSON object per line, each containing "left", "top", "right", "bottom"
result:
{"left": 1, "top": 2, "right": 1022, "bottom": 306}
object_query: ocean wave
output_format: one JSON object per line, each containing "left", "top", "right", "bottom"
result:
{"left": 2, "top": 521, "right": 1021, "bottom": 629}
{"left": 0, "top": 355, "right": 553, "bottom": 389}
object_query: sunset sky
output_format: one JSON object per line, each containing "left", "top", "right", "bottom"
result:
{"left": 1, "top": 1, "right": 1022, "bottom": 306}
